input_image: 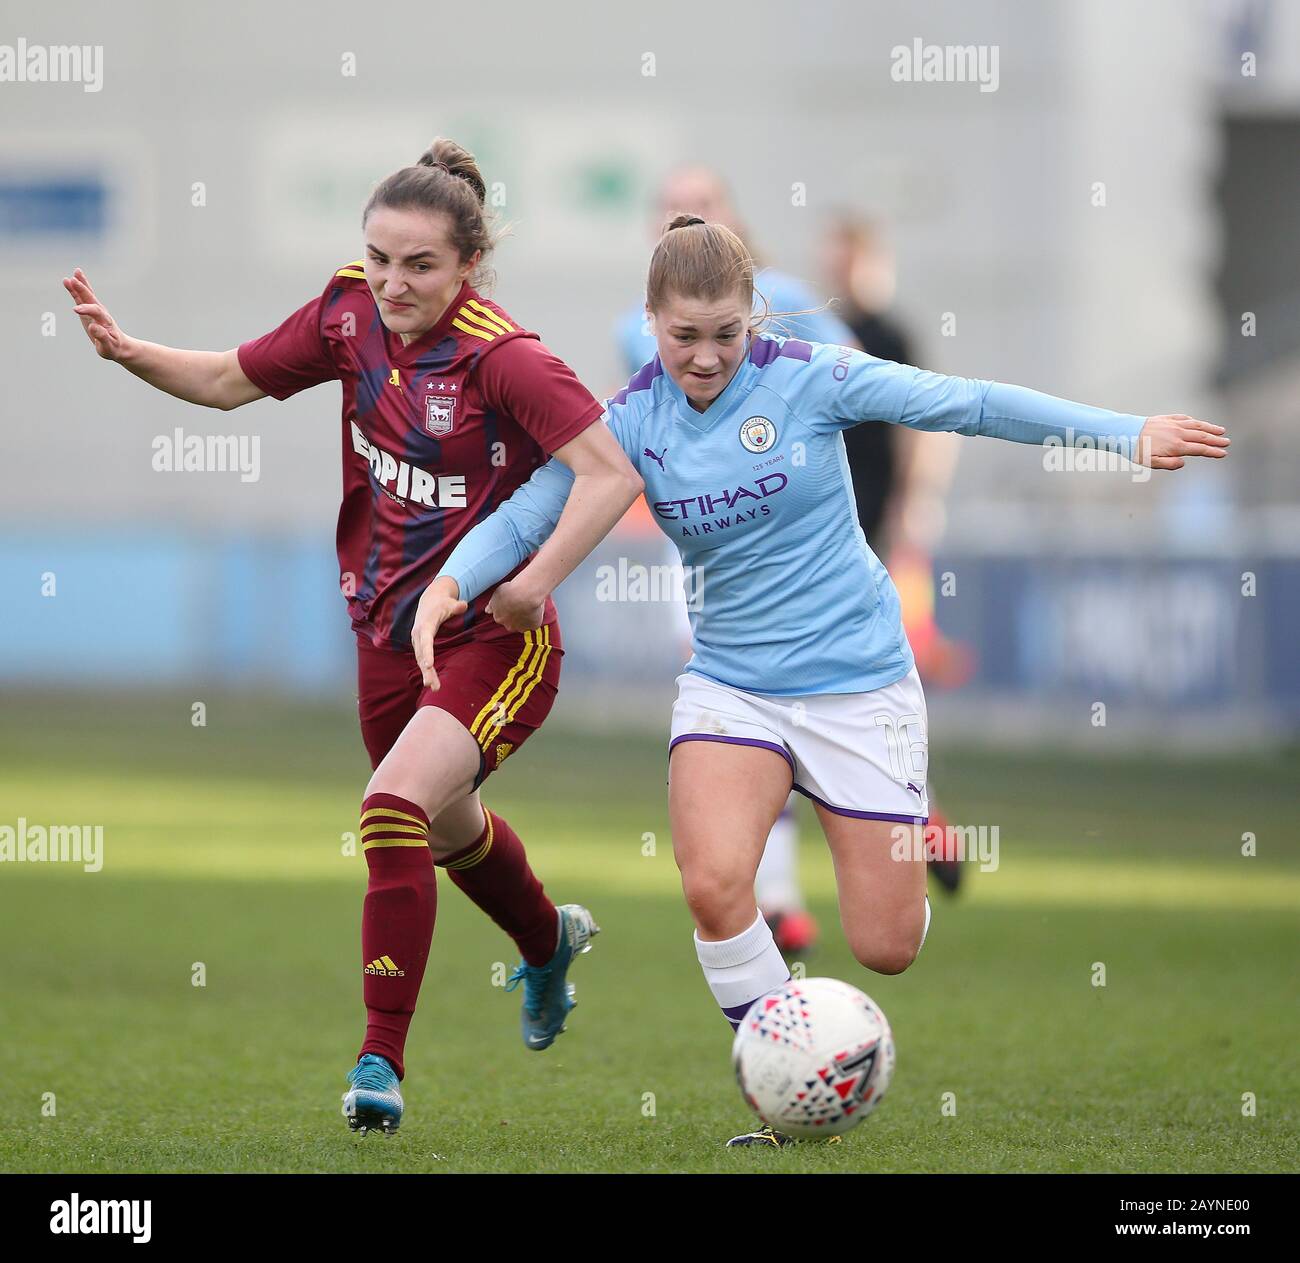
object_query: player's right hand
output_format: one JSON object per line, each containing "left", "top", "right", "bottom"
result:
{"left": 486, "top": 576, "right": 547, "bottom": 632}
{"left": 412, "top": 577, "right": 468, "bottom": 690}
{"left": 1134, "top": 414, "right": 1229, "bottom": 469}
{"left": 63, "top": 268, "right": 132, "bottom": 361}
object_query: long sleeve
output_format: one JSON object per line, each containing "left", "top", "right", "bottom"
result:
{"left": 803, "top": 342, "right": 1146, "bottom": 455}
{"left": 437, "top": 457, "right": 576, "bottom": 603}
{"left": 898, "top": 372, "right": 1146, "bottom": 453}
{"left": 438, "top": 387, "right": 650, "bottom": 600}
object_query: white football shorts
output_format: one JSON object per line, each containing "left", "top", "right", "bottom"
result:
{"left": 669, "top": 666, "right": 930, "bottom": 823}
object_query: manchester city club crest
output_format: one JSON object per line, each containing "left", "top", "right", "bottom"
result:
{"left": 425, "top": 394, "right": 456, "bottom": 437}
{"left": 739, "top": 415, "right": 776, "bottom": 453}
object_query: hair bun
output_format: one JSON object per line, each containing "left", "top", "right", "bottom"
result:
{"left": 415, "top": 139, "right": 487, "bottom": 206}
{"left": 667, "top": 213, "right": 706, "bottom": 231}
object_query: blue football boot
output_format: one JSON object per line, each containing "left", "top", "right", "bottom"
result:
{"left": 341, "top": 1053, "right": 403, "bottom": 1135}
{"left": 504, "top": 904, "right": 599, "bottom": 1051}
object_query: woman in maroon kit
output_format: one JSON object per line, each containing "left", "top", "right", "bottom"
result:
{"left": 64, "top": 137, "right": 642, "bottom": 1135}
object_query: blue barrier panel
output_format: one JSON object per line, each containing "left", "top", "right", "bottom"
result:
{"left": 2, "top": 527, "right": 1295, "bottom": 729}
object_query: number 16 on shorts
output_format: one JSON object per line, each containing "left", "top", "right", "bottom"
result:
{"left": 875, "top": 711, "right": 927, "bottom": 793}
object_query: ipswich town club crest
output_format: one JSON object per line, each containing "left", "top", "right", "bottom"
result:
{"left": 425, "top": 394, "right": 456, "bottom": 437}
{"left": 739, "top": 415, "right": 777, "bottom": 453}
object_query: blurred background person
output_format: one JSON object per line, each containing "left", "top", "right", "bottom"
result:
{"left": 615, "top": 164, "right": 858, "bottom": 377}
{"left": 820, "top": 212, "right": 975, "bottom": 893}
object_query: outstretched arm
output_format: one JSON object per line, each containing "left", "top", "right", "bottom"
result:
{"left": 814, "top": 346, "right": 1229, "bottom": 469}
{"left": 901, "top": 374, "right": 1228, "bottom": 469}
{"left": 63, "top": 268, "right": 265, "bottom": 411}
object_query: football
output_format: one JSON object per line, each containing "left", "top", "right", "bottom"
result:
{"left": 731, "top": 977, "right": 895, "bottom": 1138}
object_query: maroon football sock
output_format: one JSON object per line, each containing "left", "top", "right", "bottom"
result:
{"left": 439, "top": 807, "right": 558, "bottom": 966}
{"left": 357, "top": 792, "right": 436, "bottom": 1080}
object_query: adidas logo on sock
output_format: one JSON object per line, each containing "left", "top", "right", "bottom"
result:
{"left": 364, "top": 955, "right": 405, "bottom": 977}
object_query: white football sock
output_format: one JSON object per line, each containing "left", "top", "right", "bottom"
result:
{"left": 754, "top": 796, "right": 801, "bottom": 912}
{"left": 695, "top": 910, "right": 791, "bottom": 1030}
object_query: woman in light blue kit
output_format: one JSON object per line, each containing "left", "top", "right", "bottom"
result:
{"left": 409, "top": 214, "right": 1230, "bottom": 1146}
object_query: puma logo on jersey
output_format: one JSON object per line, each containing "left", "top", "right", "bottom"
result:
{"left": 644, "top": 446, "right": 667, "bottom": 471}
{"left": 350, "top": 420, "right": 467, "bottom": 508}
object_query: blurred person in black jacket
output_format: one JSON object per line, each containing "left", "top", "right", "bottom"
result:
{"left": 821, "top": 214, "right": 974, "bottom": 894}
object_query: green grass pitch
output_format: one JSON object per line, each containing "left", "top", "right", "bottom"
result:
{"left": 1, "top": 691, "right": 1296, "bottom": 1173}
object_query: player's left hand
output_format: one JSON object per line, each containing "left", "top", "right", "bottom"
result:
{"left": 487, "top": 577, "right": 547, "bottom": 632}
{"left": 1135, "top": 415, "right": 1230, "bottom": 469}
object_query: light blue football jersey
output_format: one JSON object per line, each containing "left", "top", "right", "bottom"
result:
{"left": 614, "top": 267, "right": 857, "bottom": 378}
{"left": 440, "top": 334, "right": 1146, "bottom": 696}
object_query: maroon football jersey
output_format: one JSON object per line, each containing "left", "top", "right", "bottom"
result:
{"left": 238, "top": 264, "right": 603, "bottom": 650}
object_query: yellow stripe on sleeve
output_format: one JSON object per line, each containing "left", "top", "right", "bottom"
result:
{"left": 455, "top": 307, "right": 511, "bottom": 339}
{"left": 465, "top": 299, "right": 513, "bottom": 334}
{"left": 451, "top": 317, "right": 495, "bottom": 342}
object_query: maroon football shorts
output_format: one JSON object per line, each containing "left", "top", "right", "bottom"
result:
{"left": 356, "top": 621, "right": 562, "bottom": 785}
